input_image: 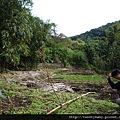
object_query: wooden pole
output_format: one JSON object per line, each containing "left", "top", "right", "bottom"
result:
{"left": 47, "top": 92, "right": 95, "bottom": 115}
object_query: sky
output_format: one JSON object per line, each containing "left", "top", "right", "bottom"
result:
{"left": 31, "top": 0, "right": 120, "bottom": 37}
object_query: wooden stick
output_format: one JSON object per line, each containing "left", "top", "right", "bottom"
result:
{"left": 47, "top": 92, "right": 95, "bottom": 115}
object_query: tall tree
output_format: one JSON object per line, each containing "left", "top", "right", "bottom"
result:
{"left": 0, "top": 0, "right": 33, "bottom": 71}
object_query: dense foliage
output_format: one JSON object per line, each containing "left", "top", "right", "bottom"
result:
{"left": 0, "top": 0, "right": 55, "bottom": 71}
{"left": 70, "top": 21, "right": 120, "bottom": 71}
{"left": 0, "top": 0, "right": 120, "bottom": 72}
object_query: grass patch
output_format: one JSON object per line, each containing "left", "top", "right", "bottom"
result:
{"left": 53, "top": 74, "right": 106, "bottom": 84}
{"left": 1, "top": 67, "right": 120, "bottom": 114}
{"left": 58, "top": 96, "right": 118, "bottom": 114}
{"left": 1, "top": 79, "right": 120, "bottom": 114}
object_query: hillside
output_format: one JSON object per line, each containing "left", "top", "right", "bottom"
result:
{"left": 70, "top": 20, "right": 120, "bottom": 42}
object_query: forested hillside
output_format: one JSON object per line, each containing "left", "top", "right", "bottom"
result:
{"left": 70, "top": 21, "right": 120, "bottom": 42}
{"left": 70, "top": 21, "right": 120, "bottom": 70}
{"left": 0, "top": 0, "right": 120, "bottom": 72}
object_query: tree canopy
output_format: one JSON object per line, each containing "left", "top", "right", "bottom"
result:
{"left": 0, "top": 0, "right": 120, "bottom": 72}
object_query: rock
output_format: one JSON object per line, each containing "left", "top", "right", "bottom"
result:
{"left": 116, "top": 98, "right": 120, "bottom": 106}
{"left": 41, "top": 82, "right": 74, "bottom": 93}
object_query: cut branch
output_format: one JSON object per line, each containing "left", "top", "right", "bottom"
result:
{"left": 47, "top": 92, "right": 95, "bottom": 115}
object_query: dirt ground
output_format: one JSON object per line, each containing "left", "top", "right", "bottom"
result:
{"left": 1, "top": 66, "right": 120, "bottom": 114}
{"left": 70, "top": 82, "right": 119, "bottom": 103}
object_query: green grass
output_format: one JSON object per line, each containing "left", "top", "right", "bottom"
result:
{"left": 1, "top": 78, "right": 120, "bottom": 114}
{"left": 53, "top": 74, "right": 107, "bottom": 84}
{"left": 58, "top": 97, "right": 118, "bottom": 114}
{"left": 1, "top": 67, "right": 120, "bottom": 114}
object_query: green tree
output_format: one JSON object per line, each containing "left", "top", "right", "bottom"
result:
{"left": 0, "top": 0, "right": 33, "bottom": 71}
{"left": 105, "top": 22, "right": 120, "bottom": 69}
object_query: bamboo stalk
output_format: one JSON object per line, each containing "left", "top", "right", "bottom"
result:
{"left": 47, "top": 92, "right": 95, "bottom": 115}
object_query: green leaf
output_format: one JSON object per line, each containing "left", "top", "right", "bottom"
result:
{"left": 0, "top": 90, "right": 7, "bottom": 99}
